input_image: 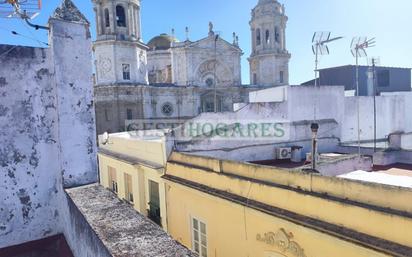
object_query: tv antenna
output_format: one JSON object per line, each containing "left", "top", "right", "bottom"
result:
{"left": 0, "top": 0, "right": 48, "bottom": 30}
{"left": 351, "top": 37, "right": 376, "bottom": 158}
{"left": 312, "top": 32, "right": 343, "bottom": 87}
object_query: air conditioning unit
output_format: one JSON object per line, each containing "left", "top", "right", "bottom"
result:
{"left": 276, "top": 147, "right": 292, "bottom": 160}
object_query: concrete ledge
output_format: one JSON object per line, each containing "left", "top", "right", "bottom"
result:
{"left": 65, "top": 184, "right": 194, "bottom": 257}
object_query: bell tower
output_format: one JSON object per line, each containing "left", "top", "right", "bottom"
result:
{"left": 249, "top": 0, "right": 291, "bottom": 87}
{"left": 92, "top": 0, "right": 148, "bottom": 86}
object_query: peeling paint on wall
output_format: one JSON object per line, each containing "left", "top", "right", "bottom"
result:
{"left": 0, "top": 12, "right": 97, "bottom": 249}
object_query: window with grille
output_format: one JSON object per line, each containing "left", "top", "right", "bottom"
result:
{"left": 192, "top": 217, "right": 207, "bottom": 257}
{"left": 124, "top": 173, "right": 133, "bottom": 203}
{"left": 126, "top": 108, "right": 133, "bottom": 120}
{"left": 104, "top": 109, "right": 111, "bottom": 121}
{"left": 108, "top": 166, "right": 118, "bottom": 194}
{"left": 122, "top": 64, "right": 130, "bottom": 80}
{"left": 148, "top": 180, "right": 161, "bottom": 225}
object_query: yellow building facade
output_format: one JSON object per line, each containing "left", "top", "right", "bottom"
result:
{"left": 164, "top": 152, "right": 412, "bottom": 257}
{"left": 98, "top": 132, "right": 171, "bottom": 229}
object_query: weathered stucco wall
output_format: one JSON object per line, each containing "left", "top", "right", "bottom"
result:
{"left": 0, "top": 3, "right": 97, "bottom": 249}
{"left": 0, "top": 45, "right": 63, "bottom": 247}
{"left": 49, "top": 18, "right": 97, "bottom": 187}
{"left": 342, "top": 93, "right": 412, "bottom": 142}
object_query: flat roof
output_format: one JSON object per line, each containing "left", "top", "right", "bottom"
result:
{"left": 65, "top": 184, "right": 195, "bottom": 257}
{"left": 339, "top": 164, "right": 412, "bottom": 188}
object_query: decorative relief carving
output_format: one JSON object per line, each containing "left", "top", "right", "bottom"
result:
{"left": 139, "top": 51, "right": 146, "bottom": 75}
{"left": 98, "top": 57, "right": 112, "bottom": 77}
{"left": 256, "top": 229, "right": 307, "bottom": 257}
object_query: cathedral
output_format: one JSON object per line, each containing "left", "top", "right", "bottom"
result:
{"left": 92, "top": 0, "right": 290, "bottom": 134}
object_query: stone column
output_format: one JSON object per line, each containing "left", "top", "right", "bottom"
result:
{"left": 111, "top": 1, "right": 117, "bottom": 34}
{"left": 96, "top": 4, "right": 103, "bottom": 36}
{"left": 136, "top": 6, "right": 141, "bottom": 40}
{"left": 127, "top": 3, "right": 132, "bottom": 36}
{"left": 130, "top": 4, "right": 136, "bottom": 37}
{"left": 282, "top": 21, "right": 286, "bottom": 51}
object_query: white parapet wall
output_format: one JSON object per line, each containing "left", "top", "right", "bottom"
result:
{"left": 342, "top": 93, "right": 412, "bottom": 142}
{"left": 249, "top": 86, "right": 288, "bottom": 103}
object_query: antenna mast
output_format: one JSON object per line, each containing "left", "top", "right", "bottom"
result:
{"left": 310, "top": 32, "right": 342, "bottom": 171}
{"left": 351, "top": 37, "right": 376, "bottom": 159}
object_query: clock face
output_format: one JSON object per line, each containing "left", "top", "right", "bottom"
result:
{"left": 99, "top": 57, "right": 112, "bottom": 76}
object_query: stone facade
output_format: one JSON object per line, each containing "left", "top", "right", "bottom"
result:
{"left": 95, "top": 84, "right": 250, "bottom": 134}
{"left": 93, "top": 0, "right": 289, "bottom": 135}
{"left": 92, "top": 0, "right": 148, "bottom": 85}
{"left": 169, "top": 30, "right": 242, "bottom": 87}
{"left": 249, "top": 0, "right": 291, "bottom": 86}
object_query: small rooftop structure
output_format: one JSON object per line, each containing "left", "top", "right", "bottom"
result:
{"left": 301, "top": 65, "right": 411, "bottom": 96}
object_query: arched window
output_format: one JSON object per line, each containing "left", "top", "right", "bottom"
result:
{"left": 116, "top": 5, "right": 126, "bottom": 27}
{"left": 265, "top": 30, "right": 270, "bottom": 44}
{"left": 256, "top": 29, "right": 261, "bottom": 46}
{"left": 275, "top": 27, "right": 280, "bottom": 43}
{"left": 104, "top": 9, "right": 110, "bottom": 27}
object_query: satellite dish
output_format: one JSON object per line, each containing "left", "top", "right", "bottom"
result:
{"left": 102, "top": 132, "right": 109, "bottom": 145}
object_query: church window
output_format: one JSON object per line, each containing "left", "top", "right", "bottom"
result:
{"left": 161, "top": 102, "right": 174, "bottom": 116}
{"left": 104, "top": 109, "right": 111, "bottom": 121}
{"left": 205, "top": 78, "right": 214, "bottom": 87}
{"left": 205, "top": 102, "right": 214, "bottom": 113}
{"left": 104, "top": 9, "right": 110, "bottom": 27}
{"left": 126, "top": 109, "right": 133, "bottom": 120}
{"left": 275, "top": 27, "right": 280, "bottom": 43}
{"left": 122, "top": 64, "right": 130, "bottom": 80}
{"left": 253, "top": 73, "right": 257, "bottom": 85}
{"left": 256, "top": 29, "right": 261, "bottom": 46}
{"left": 280, "top": 71, "right": 284, "bottom": 84}
{"left": 265, "top": 30, "right": 270, "bottom": 44}
{"left": 116, "top": 5, "right": 126, "bottom": 27}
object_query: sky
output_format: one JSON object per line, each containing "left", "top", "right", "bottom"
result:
{"left": 0, "top": 0, "right": 411, "bottom": 85}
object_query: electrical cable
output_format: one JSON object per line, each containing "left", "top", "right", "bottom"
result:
{"left": 0, "top": 25, "right": 48, "bottom": 46}
{"left": 19, "top": 19, "right": 47, "bottom": 46}
{"left": 0, "top": 44, "right": 18, "bottom": 58}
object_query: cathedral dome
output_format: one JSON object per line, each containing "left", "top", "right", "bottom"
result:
{"left": 147, "top": 34, "right": 179, "bottom": 50}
